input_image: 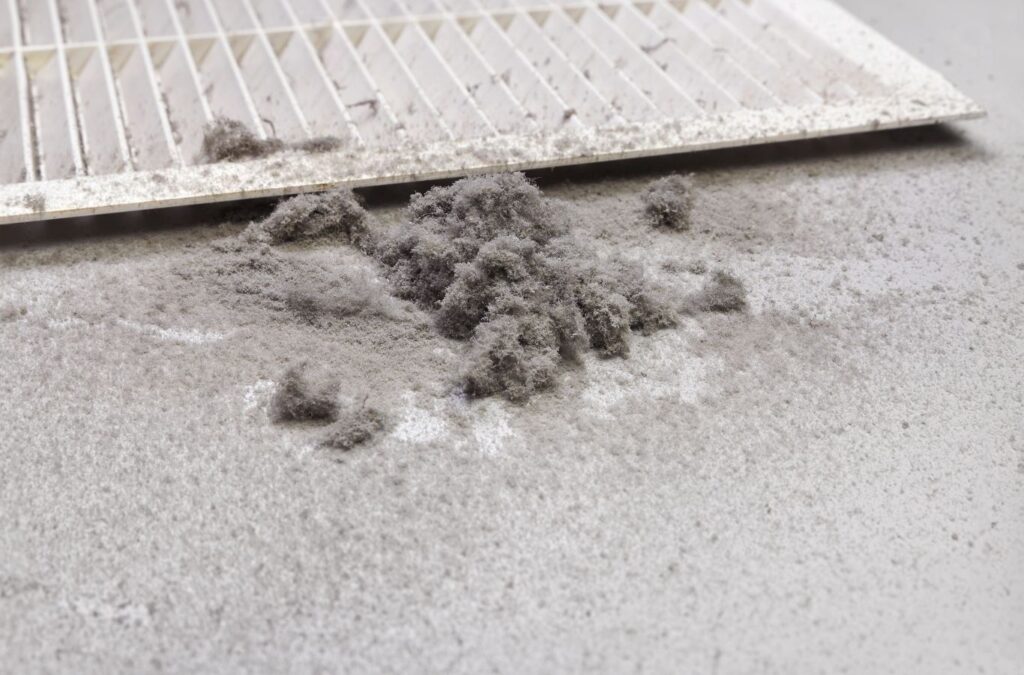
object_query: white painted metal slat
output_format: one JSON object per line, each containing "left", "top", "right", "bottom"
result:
{"left": 0, "top": 0, "right": 984, "bottom": 224}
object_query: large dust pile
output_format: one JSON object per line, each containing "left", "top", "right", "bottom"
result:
{"left": 373, "top": 173, "right": 677, "bottom": 401}
{"left": 183, "top": 171, "right": 748, "bottom": 448}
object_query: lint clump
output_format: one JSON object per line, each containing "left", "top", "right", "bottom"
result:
{"left": 200, "top": 117, "right": 285, "bottom": 163}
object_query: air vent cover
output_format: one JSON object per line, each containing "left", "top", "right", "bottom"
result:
{"left": 0, "top": 0, "right": 982, "bottom": 224}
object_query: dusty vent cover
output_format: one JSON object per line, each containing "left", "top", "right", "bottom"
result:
{"left": 0, "top": 0, "right": 982, "bottom": 224}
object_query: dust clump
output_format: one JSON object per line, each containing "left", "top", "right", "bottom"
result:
{"left": 243, "top": 188, "right": 369, "bottom": 246}
{"left": 641, "top": 174, "right": 695, "bottom": 231}
{"left": 270, "top": 364, "right": 340, "bottom": 423}
{"left": 200, "top": 117, "right": 285, "bottom": 163}
{"left": 373, "top": 172, "right": 676, "bottom": 401}
{"left": 683, "top": 270, "right": 748, "bottom": 314}
{"left": 320, "top": 404, "right": 386, "bottom": 451}
{"left": 200, "top": 117, "right": 345, "bottom": 163}
{"left": 185, "top": 239, "right": 411, "bottom": 325}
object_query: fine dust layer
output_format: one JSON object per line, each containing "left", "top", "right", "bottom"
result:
{"left": 1, "top": 1, "right": 1023, "bottom": 669}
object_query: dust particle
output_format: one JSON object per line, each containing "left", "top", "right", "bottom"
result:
{"left": 641, "top": 174, "right": 695, "bottom": 231}
{"left": 269, "top": 364, "right": 339, "bottom": 423}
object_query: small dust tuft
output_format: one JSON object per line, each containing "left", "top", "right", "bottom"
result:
{"left": 243, "top": 188, "right": 369, "bottom": 246}
{"left": 641, "top": 174, "right": 695, "bottom": 231}
{"left": 320, "top": 405, "right": 386, "bottom": 451}
{"left": 683, "top": 270, "right": 748, "bottom": 314}
{"left": 200, "top": 117, "right": 345, "bottom": 163}
{"left": 200, "top": 117, "right": 285, "bottom": 163}
{"left": 374, "top": 172, "right": 677, "bottom": 401}
{"left": 269, "top": 364, "right": 340, "bottom": 424}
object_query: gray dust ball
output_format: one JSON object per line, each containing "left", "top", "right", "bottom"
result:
{"left": 683, "top": 270, "right": 748, "bottom": 314}
{"left": 374, "top": 172, "right": 677, "bottom": 401}
{"left": 641, "top": 174, "right": 695, "bottom": 231}
{"left": 270, "top": 365, "right": 340, "bottom": 423}
{"left": 320, "top": 405, "right": 386, "bottom": 451}
{"left": 200, "top": 117, "right": 285, "bottom": 163}
{"left": 243, "top": 188, "right": 369, "bottom": 246}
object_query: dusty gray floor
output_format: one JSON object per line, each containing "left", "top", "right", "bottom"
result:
{"left": 1, "top": 1, "right": 1022, "bottom": 673}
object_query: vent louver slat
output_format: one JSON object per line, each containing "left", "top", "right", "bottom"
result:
{"left": 0, "top": 0, "right": 983, "bottom": 224}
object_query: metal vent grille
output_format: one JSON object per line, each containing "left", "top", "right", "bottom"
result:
{"left": 0, "top": 0, "right": 982, "bottom": 223}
